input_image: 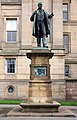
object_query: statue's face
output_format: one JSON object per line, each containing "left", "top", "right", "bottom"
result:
{"left": 38, "top": 4, "right": 42, "bottom": 9}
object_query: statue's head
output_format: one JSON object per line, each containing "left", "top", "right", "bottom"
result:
{"left": 38, "top": 2, "right": 42, "bottom": 9}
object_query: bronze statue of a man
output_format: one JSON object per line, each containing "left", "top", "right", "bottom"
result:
{"left": 30, "top": 2, "right": 54, "bottom": 48}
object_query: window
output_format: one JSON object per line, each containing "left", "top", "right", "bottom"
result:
{"left": 6, "top": 19, "right": 17, "bottom": 42}
{"left": 8, "top": 86, "right": 14, "bottom": 94}
{"left": 6, "top": 58, "right": 16, "bottom": 74}
{"left": 65, "top": 65, "right": 69, "bottom": 76}
{"left": 63, "top": 4, "right": 68, "bottom": 20}
{"left": 63, "top": 34, "right": 69, "bottom": 53}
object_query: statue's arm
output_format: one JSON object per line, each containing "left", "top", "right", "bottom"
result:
{"left": 44, "top": 10, "right": 54, "bottom": 19}
{"left": 48, "top": 13, "right": 54, "bottom": 19}
{"left": 30, "top": 10, "right": 37, "bottom": 22}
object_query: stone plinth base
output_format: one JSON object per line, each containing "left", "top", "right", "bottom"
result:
{"left": 29, "top": 80, "right": 52, "bottom": 103}
{"left": 7, "top": 106, "right": 76, "bottom": 117}
{"left": 20, "top": 101, "right": 61, "bottom": 113}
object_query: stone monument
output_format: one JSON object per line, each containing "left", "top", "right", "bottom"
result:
{"left": 20, "top": 48, "right": 60, "bottom": 112}
{"left": 20, "top": 2, "right": 60, "bottom": 113}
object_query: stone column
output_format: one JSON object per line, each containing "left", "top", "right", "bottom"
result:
{"left": 51, "top": 0, "right": 65, "bottom": 100}
{"left": 0, "top": 0, "right": 3, "bottom": 49}
{"left": 21, "top": 0, "right": 32, "bottom": 49}
{"left": 53, "top": 0, "right": 63, "bottom": 49}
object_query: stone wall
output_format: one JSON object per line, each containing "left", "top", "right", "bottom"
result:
{"left": 66, "top": 80, "right": 77, "bottom": 100}
{"left": 0, "top": 0, "right": 65, "bottom": 100}
{"left": 64, "top": 0, "right": 77, "bottom": 100}
{"left": 0, "top": 0, "right": 77, "bottom": 101}
{"left": 0, "top": 55, "right": 30, "bottom": 99}
{"left": 0, "top": 80, "right": 28, "bottom": 99}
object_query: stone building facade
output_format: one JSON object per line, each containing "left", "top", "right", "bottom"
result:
{"left": 0, "top": 0, "right": 77, "bottom": 101}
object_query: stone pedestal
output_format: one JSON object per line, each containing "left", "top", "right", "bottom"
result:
{"left": 27, "top": 48, "right": 54, "bottom": 103}
{"left": 20, "top": 48, "right": 60, "bottom": 112}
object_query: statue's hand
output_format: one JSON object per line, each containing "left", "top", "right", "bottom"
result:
{"left": 51, "top": 13, "right": 54, "bottom": 17}
{"left": 48, "top": 13, "right": 54, "bottom": 19}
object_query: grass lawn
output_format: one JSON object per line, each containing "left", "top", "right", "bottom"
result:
{"left": 0, "top": 100, "right": 25, "bottom": 104}
{"left": 59, "top": 101, "right": 77, "bottom": 106}
{"left": 0, "top": 100, "right": 77, "bottom": 106}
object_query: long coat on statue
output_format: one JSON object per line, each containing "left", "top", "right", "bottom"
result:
{"left": 30, "top": 9, "right": 51, "bottom": 38}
